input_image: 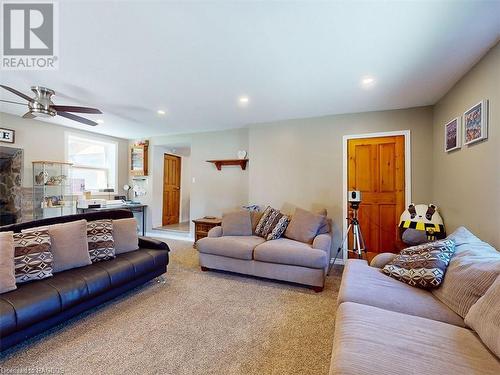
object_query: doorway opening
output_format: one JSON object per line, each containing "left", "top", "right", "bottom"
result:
{"left": 161, "top": 153, "right": 190, "bottom": 232}
{"left": 342, "top": 130, "right": 411, "bottom": 263}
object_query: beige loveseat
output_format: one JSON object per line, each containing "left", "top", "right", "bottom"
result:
{"left": 196, "top": 225, "right": 332, "bottom": 291}
{"left": 329, "top": 227, "right": 500, "bottom": 375}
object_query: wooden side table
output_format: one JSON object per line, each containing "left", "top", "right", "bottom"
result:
{"left": 193, "top": 217, "right": 222, "bottom": 245}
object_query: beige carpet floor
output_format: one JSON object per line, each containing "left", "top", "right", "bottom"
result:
{"left": 0, "top": 239, "right": 343, "bottom": 375}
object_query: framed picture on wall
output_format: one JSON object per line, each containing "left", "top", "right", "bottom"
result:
{"left": 444, "top": 117, "right": 461, "bottom": 152}
{"left": 463, "top": 100, "right": 488, "bottom": 146}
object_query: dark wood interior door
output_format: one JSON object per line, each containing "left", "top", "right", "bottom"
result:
{"left": 348, "top": 135, "right": 405, "bottom": 260}
{"left": 162, "top": 154, "right": 181, "bottom": 226}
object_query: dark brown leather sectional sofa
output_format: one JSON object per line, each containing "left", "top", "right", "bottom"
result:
{"left": 0, "top": 209, "right": 169, "bottom": 351}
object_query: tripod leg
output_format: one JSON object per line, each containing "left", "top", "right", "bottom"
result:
{"left": 328, "top": 223, "right": 353, "bottom": 275}
{"left": 353, "top": 224, "right": 361, "bottom": 258}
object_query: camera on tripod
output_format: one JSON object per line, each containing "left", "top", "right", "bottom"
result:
{"left": 348, "top": 190, "right": 362, "bottom": 209}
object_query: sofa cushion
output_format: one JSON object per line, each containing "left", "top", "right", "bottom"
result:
{"left": 113, "top": 218, "right": 139, "bottom": 254}
{"left": 0, "top": 231, "right": 16, "bottom": 293}
{"left": 330, "top": 302, "right": 500, "bottom": 375}
{"left": 254, "top": 238, "right": 328, "bottom": 269}
{"left": 43, "top": 271, "right": 90, "bottom": 310}
{"left": 49, "top": 219, "right": 92, "bottom": 272}
{"left": 338, "top": 259, "right": 464, "bottom": 326}
{"left": 382, "top": 239, "right": 455, "bottom": 289}
{"left": 60, "top": 264, "right": 111, "bottom": 297}
{"left": 93, "top": 257, "right": 136, "bottom": 287}
{"left": 255, "top": 206, "right": 290, "bottom": 240}
{"left": 87, "top": 219, "right": 115, "bottom": 262}
{"left": 285, "top": 208, "right": 325, "bottom": 244}
{"left": 118, "top": 250, "right": 157, "bottom": 276}
{"left": 13, "top": 230, "right": 53, "bottom": 284}
{"left": 0, "top": 299, "right": 17, "bottom": 336}
{"left": 465, "top": 276, "right": 500, "bottom": 358}
{"left": 0, "top": 282, "right": 61, "bottom": 330}
{"left": 432, "top": 227, "right": 500, "bottom": 318}
{"left": 222, "top": 211, "right": 252, "bottom": 236}
{"left": 197, "top": 236, "right": 265, "bottom": 260}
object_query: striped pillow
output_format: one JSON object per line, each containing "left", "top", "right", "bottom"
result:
{"left": 13, "top": 230, "right": 53, "bottom": 283}
{"left": 254, "top": 206, "right": 290, "bottom": 241}
{"left": 382, "top": 239, "right": 455, "bottom": 289}
{"left": 432, "top": 228, "right": 500, "bottom": 318}
{"left": 87, "top": 220, "right": 115, "bottom": 262}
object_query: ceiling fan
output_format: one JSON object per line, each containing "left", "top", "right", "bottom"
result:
{"left": 0, "top": 85, "right": 102, "bottom": 126}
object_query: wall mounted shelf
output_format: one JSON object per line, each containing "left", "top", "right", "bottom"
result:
{"left": 206, "top": 159, "right": 248, "bottom": 171}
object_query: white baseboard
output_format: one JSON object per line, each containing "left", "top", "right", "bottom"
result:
{"left": 146, "top": 230, "right": 194, "bottom": 242}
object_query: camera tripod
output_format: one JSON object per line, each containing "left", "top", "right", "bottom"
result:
{"left": 329, "top": 202, "right": 366, "bottom": 273}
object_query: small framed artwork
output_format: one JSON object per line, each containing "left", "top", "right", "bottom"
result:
{"left": 0, "top": 128, "right": 15, "bottom": 143}
{"left": 444, "top": 117, "right": 461, "bottom": 152}
{"left": 463, "top": 100, "right": 488, "bottom": 146}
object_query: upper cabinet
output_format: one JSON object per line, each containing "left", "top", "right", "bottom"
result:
{"left": 130, "top": 141, "right": 149, "bottom": 176}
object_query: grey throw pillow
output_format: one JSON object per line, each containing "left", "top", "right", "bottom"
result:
{"left": 113, "top": 218, "right": 139, "bottom": 254}
{"left": 285, "top": 208, "right": 326, "bottom": 244}
{"left": 49, "top": 220, "right": 91, "bottom": 272}
{"left": 222, "top": 211, "right": 252, "bottom": 236}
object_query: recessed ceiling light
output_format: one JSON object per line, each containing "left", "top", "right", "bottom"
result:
{"left": 239, "top": 96, "right": 249, "bottom": 104}
{"left": 361, "top": 76, "right": 376, "bottom": 89}
{"left": 96, "top": 119, "right": 104, "bottom": 124}
{"left": 157, "top": 109, "right": 166, "bottom": 115}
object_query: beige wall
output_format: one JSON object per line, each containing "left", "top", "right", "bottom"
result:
{"left": 189, "top": 128, "right": 249, "bottom": 230}
{"left": 0, "top": 112, "right": 129, "bottom": 194}
{"left": 248, "top": 107, "right": 434, "bottom": 250}
{"left": 432, "top": 42, "right": 500, "bottom": 248}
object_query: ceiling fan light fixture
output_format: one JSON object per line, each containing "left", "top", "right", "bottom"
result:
{"left": 0, "top": 84, "right": 102, "bottom": 126}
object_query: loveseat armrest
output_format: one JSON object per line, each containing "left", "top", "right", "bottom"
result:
{"left": 208, "top": 226, "right": 223, "bottom": 238}
{"left": 139, "top": 236, "right": 170, "bottom": 251}
{"left": 312, "top": 233, "right": 332, "bottom": 252}
{"left": 370, "top": 252, "right": 397, "bottom": 268}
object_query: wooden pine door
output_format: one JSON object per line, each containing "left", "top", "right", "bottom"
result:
{"left": 347, "top": 135, "right": 405, "bottom": 259}
{"left": 162, "top": 154, "right": 181, "bottom": 225}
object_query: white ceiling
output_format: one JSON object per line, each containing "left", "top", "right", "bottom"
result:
{"left": 1, "top": 0, "right": 499, "bottom": 139}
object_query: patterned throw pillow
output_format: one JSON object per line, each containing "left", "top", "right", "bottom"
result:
{"left": 13, "top": 230, "right": 53, "bottom": 283}
{"left": 382, "top": 239, "right": 455, "bottom": 289}
{"left": 254, "top": 206, "right": 290, "bottom": 241}
{"left": 87, "top": 220, "right": 115, "bottom": 262}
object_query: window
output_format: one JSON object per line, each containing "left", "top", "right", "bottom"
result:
{"left": 66, "top": 134, "right": 117, "bottom": 194}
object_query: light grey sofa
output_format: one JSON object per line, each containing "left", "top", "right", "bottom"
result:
{"left": 196, "top": 226, "right": 332, "bottom": 291}
{"left": 329, "top": 227, "right": 500, "bottom": 375}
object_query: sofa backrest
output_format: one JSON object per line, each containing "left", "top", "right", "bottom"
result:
{"left": 0, "top": 209, "right": 133, "bottom": 233}
{"left": 432, "top": 226, "right": 500, "bottom": 318}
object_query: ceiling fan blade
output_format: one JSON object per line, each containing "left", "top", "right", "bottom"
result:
{"left": 57, "top": 111, "right": 98, "bottom": 126}
{"left": 51, "top": 105, "right": 102, "bottom": 114}
{"left": 0, "top": 85, "right": 32, "bottom": 102}
{"left": 0, "top": 99, "right": 26, "bottom": 106}
{"left": 22, "top": 112, "right": 35, "bottom": 119}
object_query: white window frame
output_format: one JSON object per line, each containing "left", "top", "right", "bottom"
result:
{"left": 65, "top": 132, "right": 118, "bottom": 195}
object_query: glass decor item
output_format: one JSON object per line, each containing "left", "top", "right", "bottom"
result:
{"left": 32, "top": 161, "right": 76, "bottom": 219}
